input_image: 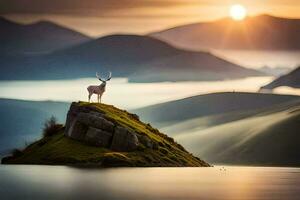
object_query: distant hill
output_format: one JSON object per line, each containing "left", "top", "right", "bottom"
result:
{"left": 135, "top": 92, "right": 300, "bottom": 166}
{"left": 261, "top": 66, "right": 300, "bottom": 89}
{"left": 176, "top": 99, "right": 300, "bottom": 166}
{"left": 133, "top": 92, "right": 300, "bottom": 127}
{"left": 151, "top": 15, "right": 300, "bottom": 51}
{"left": 0, "top": 34, "right": 263, "bottom": 81}
{"left": 0, "top": 99, "right": 69, "bottom": 155}
{"left": 0, "top": 17, "right": 90, "bottom": 54}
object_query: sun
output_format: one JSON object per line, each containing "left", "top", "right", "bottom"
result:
{"left": 229, "top": 4, "right": 247, "bottom": 21}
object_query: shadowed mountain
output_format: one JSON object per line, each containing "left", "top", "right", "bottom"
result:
{"left": 151, "top": 15, "right": 300, "bottom": 51}
{"left": 0, "top": 34, "right": 263, "bottom": 81}
{"left": 0, "top": 99, "right": 69, "bottom": 155}
{"left": 0, "top": 17, "right": 90, "bottom": 55}
{"left": 133, "top": 92, "right": 300, "bottom": 128}
{"left": 261, "top": 66, "right": 300, "bottom": 89}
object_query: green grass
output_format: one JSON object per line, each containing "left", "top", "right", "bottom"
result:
{"left": 2, "top": 102, "right": 209, "bottom": 167}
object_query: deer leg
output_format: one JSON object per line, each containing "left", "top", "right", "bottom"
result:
{"left": 97, "top": 94, "right": 100, "bottom": 103}
{"left": 88, "top": 93, "right": 92, "bottom": 102}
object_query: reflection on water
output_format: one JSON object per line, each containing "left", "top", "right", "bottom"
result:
{"left": 0, "top": 77, "right": 278, "bottom": 109}
{"left": 1, "top": 165, "right": 300, "bottom": 200}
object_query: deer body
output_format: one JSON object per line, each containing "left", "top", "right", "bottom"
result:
{"left": 87, "top": 72, "right": 111, "bottom": 103}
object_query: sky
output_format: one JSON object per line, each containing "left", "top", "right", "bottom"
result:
{"left": 1, "top": 0, "right": 300, "bottom": 36}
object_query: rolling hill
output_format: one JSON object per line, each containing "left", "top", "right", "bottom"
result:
{"left": 0, "top": 34, "right": 263, "bottom": 81}
{"left": 0, "top": 17, "right": 90, "bottom": 55}
{"left": 133, "top": 92, "right": 300, "bottom": 128}
{"left": 151, "top": 15, "right": 300, "bottom": 51}
{"left": 175, "top": 99, "right": 300, "bottom": 166}
{"left": 0, "top": 99, "right": 69, "bottom": 156}
{"left": 261, "top": 66, "right": 300, "bottom": 89}
{"left": 135, "top": 92, "right": 300, "bottom": 166}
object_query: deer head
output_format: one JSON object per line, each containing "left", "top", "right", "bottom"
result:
{"left": 96, "top": 72, "right": 112, "bottom": 83}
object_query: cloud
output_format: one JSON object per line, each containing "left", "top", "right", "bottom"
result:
{"left": 0, "top": 0, "right": 206, "bottom": 15}
{"left": 1, "top": 0, "right": 299, "bottom": 17}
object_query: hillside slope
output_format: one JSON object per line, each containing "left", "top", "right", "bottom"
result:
{"left": 134, "top": 92, "right": 300, "bottom": 127}
{"left": 151, "top": 15, "right": 300, "bottom": 51}
{"left": 261, "top": 66, "right": 300, "bottom": 89}
{"left": 2, "top": 102, "right": 209, "bottom": 167}
{"left": 0, "top": 34, "right": 262, "bottom": 81}
{"left": 176, "top": 100, "right": 300, "bottom": 166}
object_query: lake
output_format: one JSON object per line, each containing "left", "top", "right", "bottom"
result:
{"left": 1, "top": 165, "right": 300, "bottom": 200}
{"left": 1, "top": 76, "right": 300, "bottom": 109}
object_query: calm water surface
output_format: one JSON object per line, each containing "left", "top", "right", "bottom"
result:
{"left": 1, "top": 165, "right": 300, "bottom": 200}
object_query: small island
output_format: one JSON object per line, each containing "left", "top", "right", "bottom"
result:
{"left": 2, "top": 102, "right": 209, "bottom": 167}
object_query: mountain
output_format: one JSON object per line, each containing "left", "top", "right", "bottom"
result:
{"left": 151, "top": 15, "right": 300, "bottom": 51}
{"left": 133, "top": 92, "right": 300, "bottom": 128}
{"left": 175, "top": 99, "right": 300, "bottom": 166}
{"left": 0, "top": 17, "right": 90, "bottom": 55}
{"left": 0, "top": 34, "right": 263, "bottom": 81}
{"left": 1, "top": 102, "right": 209, "bottom": 167}
{"left": 261, "top": 66, "right": 300, "bottom": 89}
{"left": 0, "top": 99, "right": 69, "bottom": 155}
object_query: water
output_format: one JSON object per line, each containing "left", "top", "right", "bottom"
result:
{"left": 0, "top": 165, "right": 300, "bottom": 200}
{"left": 2, "top": 76, "right": 300, "bottom": 110}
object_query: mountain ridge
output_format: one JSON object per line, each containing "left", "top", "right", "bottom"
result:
{"left": 0, "top": 34, "right": 263, "bottom": 81}
{"left": 151, "top": 14, "right": 300, "bottom": 51}
{"left": 0, "top": 16, "right": 91, "bottom": 54}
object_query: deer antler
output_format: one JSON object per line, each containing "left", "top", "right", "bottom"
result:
{"left": 106, "top": 71, "right": 112, "bottom": 81}
{"left": 96, "top": 72, "right": 104, "bottom": 81}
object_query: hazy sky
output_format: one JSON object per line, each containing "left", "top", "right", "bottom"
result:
{"left": 1, "top": 0, "right": 300, "bottom": 36}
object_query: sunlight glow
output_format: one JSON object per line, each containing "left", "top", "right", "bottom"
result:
{"left": 230, "top": 4, "right": 247, "bottom": 21}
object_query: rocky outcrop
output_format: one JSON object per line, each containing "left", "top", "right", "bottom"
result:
{"left": 65, "top": 102, "right": 146, "bottom": 152}
{"left": 2, "top": 102, "right": 210, "bottom": 167}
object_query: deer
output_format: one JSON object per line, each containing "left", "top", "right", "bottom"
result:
{"left": 87, "top": 72, "right": 112, "bottom": 103}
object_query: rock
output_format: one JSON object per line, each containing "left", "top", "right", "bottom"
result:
{"left": 77, "top": 113, "right": 114, "bottom": 132}
{"left": 64, "top": 102, "right": 140, "bottom": 152}
{"left": 67, "top": 119, "right": 88, "bottom": 141}
{"left": 111, "top": 126, "right": 139, "bottom": 151}
{"left": 65, "top": 102, "right": 106, "bottom": 135}
{"left": 85, "top": 127, "right": 113, "bottom": 147}
{"left": 137, "top": 135, "right": 153, "bottom": 149}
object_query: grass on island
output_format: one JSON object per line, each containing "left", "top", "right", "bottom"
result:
{"left": 2, "top": 102, "right": 209, "bottom": 167}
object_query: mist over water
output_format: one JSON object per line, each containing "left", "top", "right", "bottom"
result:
{"left": 2, "top": 76, "right": 298, "bottom": 109}
{"left": 213, "top": 50, "right": 300, "bottom": 69}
